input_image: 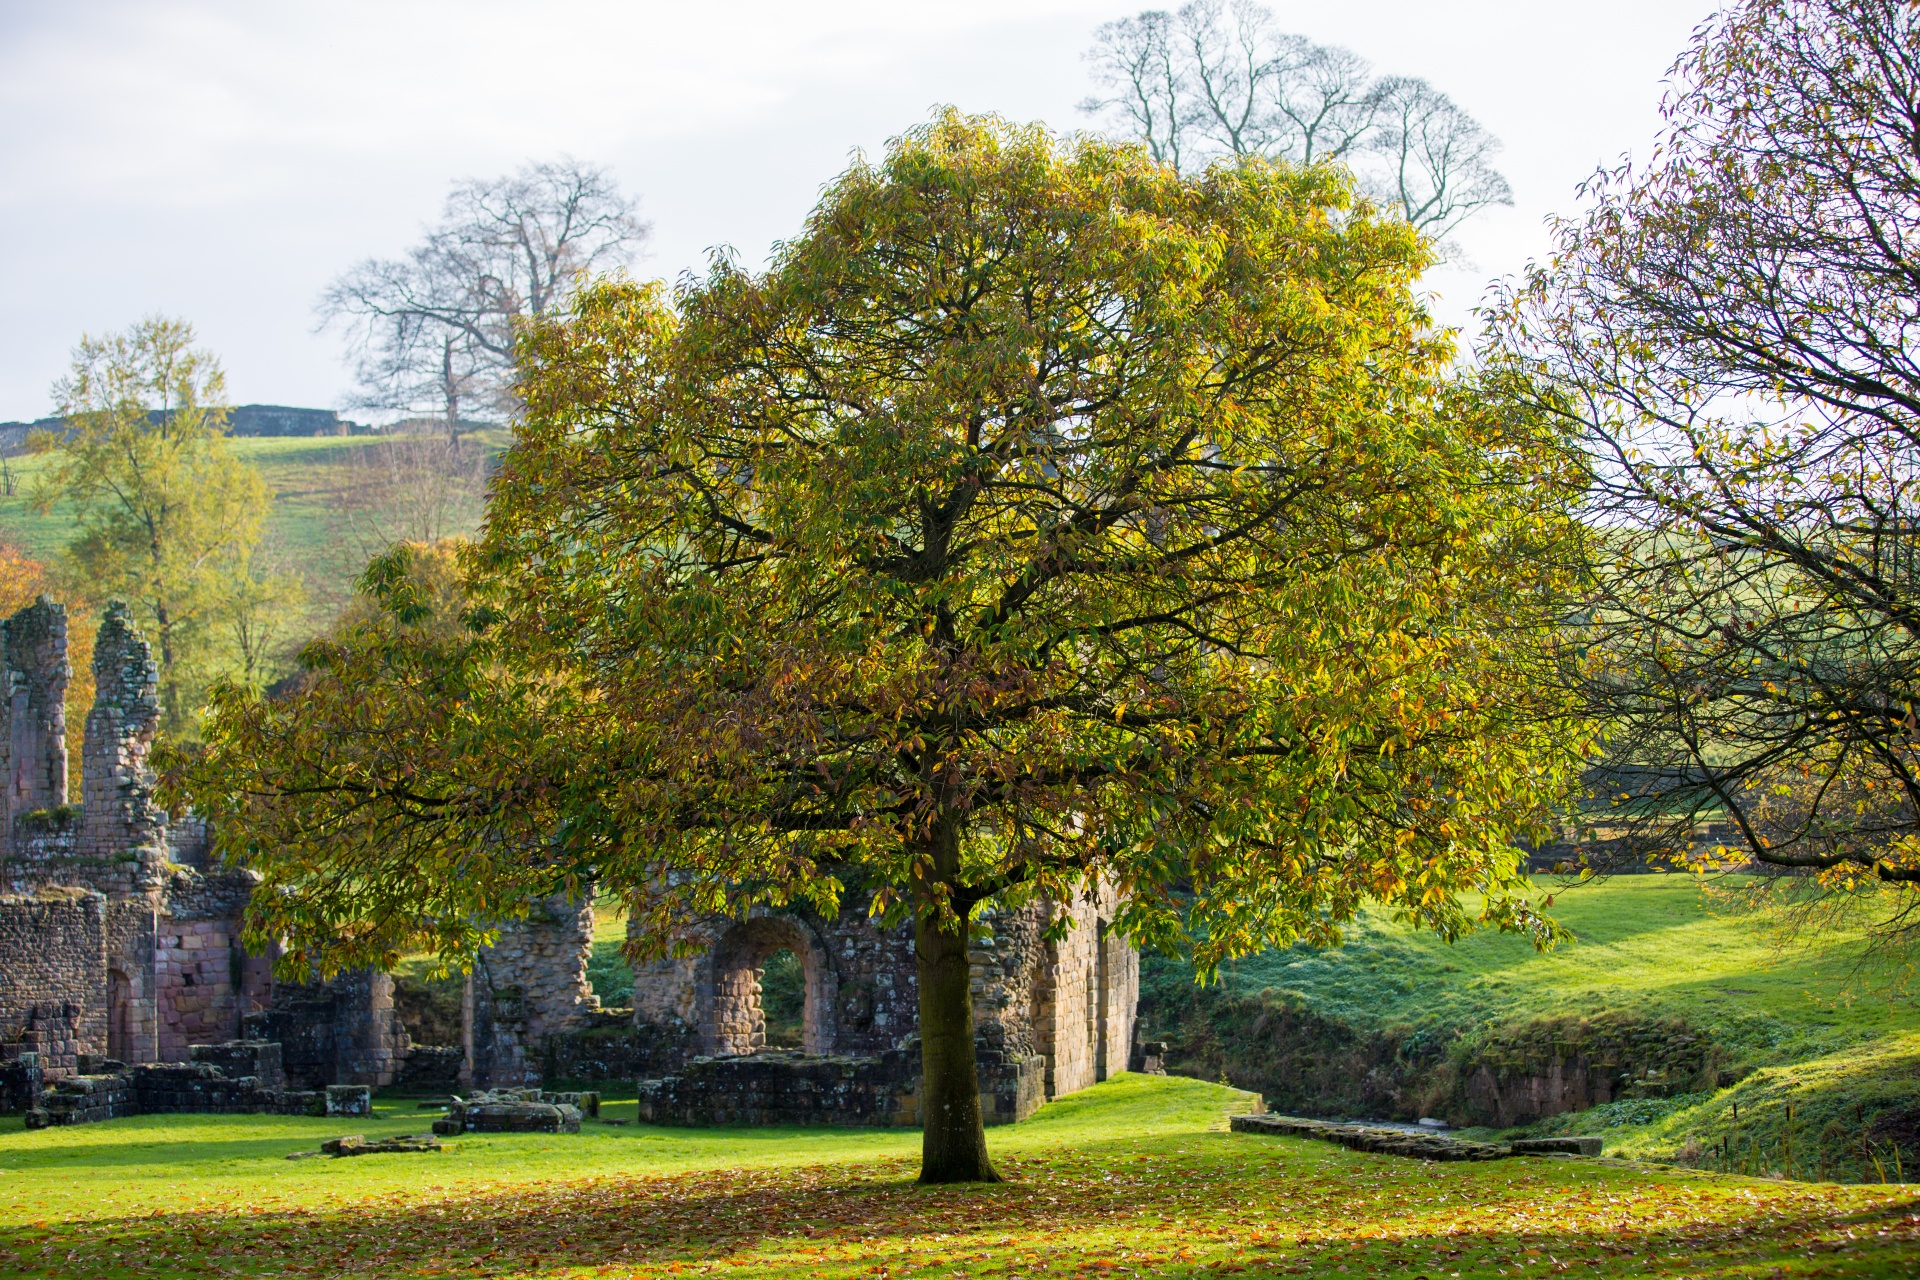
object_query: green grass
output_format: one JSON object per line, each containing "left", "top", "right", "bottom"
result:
{"left": 1210, "top": 874, "right": 1914, "bottom": 1050}
{"left": 1, "top": 1074, "right": 1916, "bottom": 1278}
{"left": 1149, "top": 874, "right": 1920, "bottom": 1179}
{"left": 0, "top": 430, "right": 510, "bottom": 633}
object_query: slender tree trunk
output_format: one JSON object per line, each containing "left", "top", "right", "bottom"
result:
{"left": 443, "top": 342, "right": 461, "bottom": 447}
{"left": 155, "top": 600, "right": 178, "bottom": 733}
{"left": 914, "top": 816, "right": 999, "bottom": 1184}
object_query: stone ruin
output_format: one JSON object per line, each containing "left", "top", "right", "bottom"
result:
{"left": 0, "top": 599, "right": 280, "bottom": 1078}
{"left": 0, "top": 595, "right": 1144, "bottom": 1129}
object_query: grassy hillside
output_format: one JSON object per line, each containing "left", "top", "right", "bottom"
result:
{"left": 0, "top": 430, "right": 507, "bottom": 634}
{"left": 1142, "top": 873, "right": 1920, "bottom": 1180}
{"left": 1206, "top": 874, "right": 1913, "bottom": 1051}
{"left": 1, "top": 1074, "right": 1915, "bottom": 1278}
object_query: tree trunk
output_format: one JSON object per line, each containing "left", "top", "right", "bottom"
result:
{"left": 914, "top": 816, "right": 999, "bottom": 1182}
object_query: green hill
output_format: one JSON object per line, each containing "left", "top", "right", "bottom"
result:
{"left": 1142, "top": 873, "right": 1920, "bottom": 1181}
{"left": 0, "top": 430, "right": 506, "bottom": 636}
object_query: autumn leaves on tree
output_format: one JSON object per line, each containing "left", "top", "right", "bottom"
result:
{"left": 35, "top": 317, "right": 301, "bottom": 735}
{"left": 178, "top": 114, "right": 1586, "bottom": 1183}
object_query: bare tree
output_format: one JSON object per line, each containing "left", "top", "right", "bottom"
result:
{"left": 1369, "top": 75, "right": 1515, "bottom": 245}
{"left": 1082, "top": 1, "right": 1511, "bottom": 247}
{"left": 318, "top": 159, "right": 647, "bottom": 441}
{"left": 331, "top": 430, "right": 491, "bottom": 563}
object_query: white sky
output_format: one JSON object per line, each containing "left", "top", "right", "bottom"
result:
{"left": 0, "top": 0, "right": 1719, "bottom": 422}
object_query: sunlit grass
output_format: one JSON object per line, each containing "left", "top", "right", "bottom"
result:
{"left": 0, "top": 1075, "right": 1915, "bottom": 1278}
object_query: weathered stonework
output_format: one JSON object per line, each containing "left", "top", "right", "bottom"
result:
{"left": 0, "top": 600, "right": 270, "bottom": 1080}
{"left": 243, "top": 970, "right": 408, "bottom": 1089}
{"left": 0, "top": 594, "right": 1143, "bottom": 1122}
{"left": 1, "top": 597, "right": 69, "bottom": 822}
{"left": 463, "top": 893, "right": 600, "bottom": 1088}
{"left": 0, "top": 891, "right": 107, "bottom": 1077}
{"left": 613, "top": 878, "right": 1138, "bottom": 1126}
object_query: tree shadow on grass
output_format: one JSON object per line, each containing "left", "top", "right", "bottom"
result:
{"left": 12, "top": 1138, "right": 1920, "bottom": 1280}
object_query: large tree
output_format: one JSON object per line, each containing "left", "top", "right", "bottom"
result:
{"left": 1081, "top": 0, "right": 1512, "bottom": 246}
{"left": 176, "top": 114, "right": 1582, "bottom": 1182}
{"left": 1485, "top": 1, "right": 1920, "bottom": 916}
{"left": 36, "top": 316, "right": 297, "bottom": 733}
{"left": 317, "top": 159, "right": 647, "bottom": 440}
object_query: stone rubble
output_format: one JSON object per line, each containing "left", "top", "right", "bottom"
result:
{"left": 1230, "top": 1113, "right": 1604, "bottom": 1162}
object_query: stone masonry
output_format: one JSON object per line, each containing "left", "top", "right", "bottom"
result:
{"left": 2, "top": 599, "right": 69, "bottom": 821}
{"left": 603, "top": 878, "right": 1136, "bottom": 1126}
{"left": 0, "top": 599, "right": 271, "bottom": 1081}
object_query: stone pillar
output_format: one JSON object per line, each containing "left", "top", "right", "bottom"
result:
{"left": 1, "top": 598, "right": 70, "bottom": 824}
{"left": 80, "top": 602, "right": 162, "bottom": 863}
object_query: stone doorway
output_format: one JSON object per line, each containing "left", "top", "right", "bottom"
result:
{"left": 707, "top": 916, "right": 834, "bottom": 1056}
{"left": 107, "top": 969, "right": 132, "bottom": 1062}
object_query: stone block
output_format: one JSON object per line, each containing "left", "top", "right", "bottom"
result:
{"left": 326, "top": 1085, "right": 372, "bottom": 1116}
{"left": 1511, "top": 1136, "right": 1603, "bottom": 1156}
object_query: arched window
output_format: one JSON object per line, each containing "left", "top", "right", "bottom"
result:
{"left": 708, "top": 917, "right": 832, "bottom": 1056}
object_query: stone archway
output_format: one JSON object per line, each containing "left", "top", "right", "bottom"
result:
{"left": 707, "top": 916, "right": 836, "bottom": 1057}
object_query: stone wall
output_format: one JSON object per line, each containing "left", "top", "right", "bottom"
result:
{"left": 78, "top": 603, "right": 165, "bottom": 878}
{"left": 2, "top": 598, "right": 69, "bottom": 824}
{"left": 1000, "top": 879, "right": 1137, "bottom": 1100}
{"left": 636, "top": 1046, "right": 923, "bottom": 1127}
{"left": 622, "top": 877, "right": 1137, "bottom": 1126}
{"left": 153, "top": 866, "right": 269, "bottom": 1061}
{"left": 0, "top": 891, "right": 106, "bottom": 1077}
{"left": 544, "top": 1010, "right": 699, "bottom": 1084}
{"left": 628, "top": 895, "right": 921, "bottom": 1068}
{"left": 244, "top": 970, "right": 407, "bottom": 1088}
{"left": 464, "top": 893, "right": 600, "bottom": 1088}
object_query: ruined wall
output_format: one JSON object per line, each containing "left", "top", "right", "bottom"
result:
{"left": 153, "top": 867, "right": 268, "bottom": 1060}
{"left": 1019, "top": 879, "right": 1138, "bottom": 1101}
{"left": 464, "top": 894, "right": 599, "bottom": 1088}
{"left": 621, "top": 877, "right": 1138, "bottom": 1124}
{"left": 244, "top": 970, "right": 407, "bottom": 1089}
{"left": 1, "top": 598, "right": 68, "bottom": 824}
{"left": 77, "top": 602, "right": 166, "bottom": 885}
{"left": 103, "top": 899, "right": 157, "bottom": 1063}
{"left": 0, "top": 891, "right": 106, "bottom": 1077}
{"left": 626, "top": 894, "right": 920, "bottom": 1070}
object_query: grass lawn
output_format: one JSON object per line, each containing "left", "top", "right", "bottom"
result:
{"left": 0, "top": 1074, "right": 1915, "bottom": 1279}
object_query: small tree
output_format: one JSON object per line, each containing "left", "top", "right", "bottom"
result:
{"left": 1082, "top": 0, "right": 1512, "bottom": 246}
{"left": 1485, "top": 1, "right": 1920, "bottom": 911}
{"left": 318, "top": 159, "right": 647, "bottom": 441}
{"left": 37, "top": 316, "right": 289, "bottom": 733}
{"left": 175, "top": 114, "right": 1583, "bottom": 1182}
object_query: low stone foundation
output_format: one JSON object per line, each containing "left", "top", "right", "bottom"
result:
{"left": 432, "top": 1089, "right": 583, "bottom": 1135}
{"left": 188, "top": 1040, "right": 284, "bottom": 1091}
{"left": 634, "top": 1041, "right": 1046, "bottom": 1129}
{"left": 0, "top": 1051, "right": 41, "bottom": 1111}
{"left": 638, "top": 1048, "right": 920, "bottom": 1127}
{"left": 20, "top": 1041, "right": 373, "bottom": 1126}
{"left": 543, "top": 1014, "right": 698, "bottom": 1083}
{"left": 1230, "top": 1113, "right": 1604, "bottom": 1161}
{"left": 397, "top": 1045, "right": 462, "bottom": 1091}
{"left": 26, "top": 1071, "right": 134, "bottom": 1126}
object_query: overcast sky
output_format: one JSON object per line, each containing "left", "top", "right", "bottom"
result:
{"left": 0, "top": 0, "right": 1719, "bottom": 423}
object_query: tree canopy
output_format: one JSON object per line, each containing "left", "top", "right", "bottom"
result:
{"left": 177, "top": 113, "right": 1584, "bottom": 1181}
